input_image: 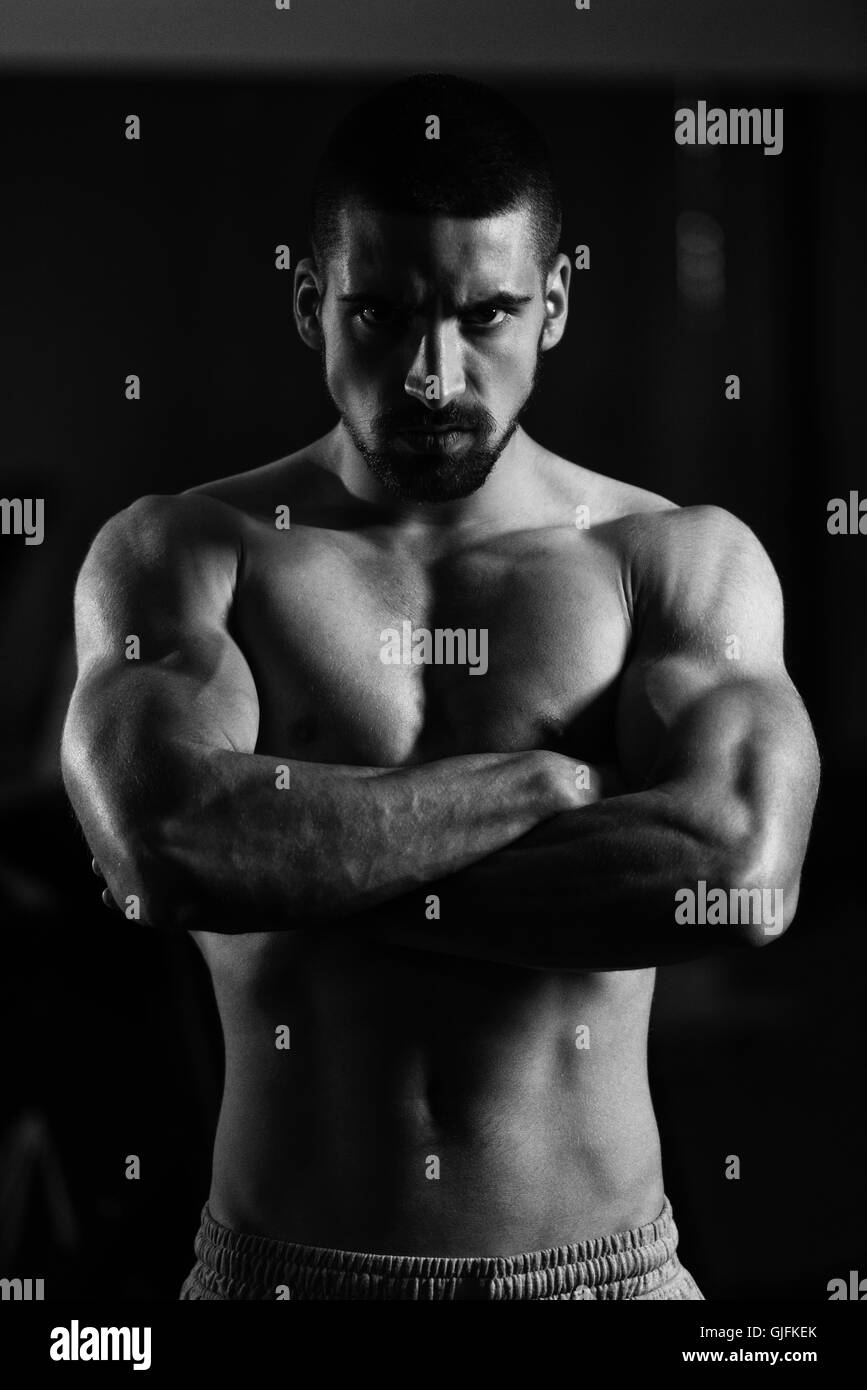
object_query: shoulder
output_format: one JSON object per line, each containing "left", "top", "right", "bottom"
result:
{"left": 537, "top": 454, "right": 775, "bottom": 587}
{"left": 539, "top": 453, "right": 777, "bottom": 585}
{"left": 542, "top": 451, "right": 784, "bottom": 633}
{"left": 537, "top": 450, "right": 677, "bottom": 529}
{"left": 629, "top": 504, "right": 781, "bottom": 598}
{"left": 75, "top": 492, "right": 244, "bottom": 617}
{"left": 626, "top": 504, "right": 785, "bottom": 653}
{"left": 83, "top": 491, "right": 243, "bottom": 575}
{"left": 184, "top": 440, "right": 338, "bottom": 523}
{"left": 78, "top": 438, "right": 338, "bottom": 595}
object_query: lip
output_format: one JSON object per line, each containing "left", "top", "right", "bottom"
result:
{"left": 396, "top": 428, "right": 474, "bottom": 453}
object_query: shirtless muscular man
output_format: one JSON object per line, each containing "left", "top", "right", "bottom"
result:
{"left": 61, "top": 74, "right": 819, "bottom": 1301}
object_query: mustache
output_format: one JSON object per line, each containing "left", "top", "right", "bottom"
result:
{"left": 375, "top": 404, "right": 496, "bottom": 434}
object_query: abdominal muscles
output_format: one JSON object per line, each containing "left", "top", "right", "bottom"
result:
{"left": 197, "top": 925, "right": 664, "bottom": 1256}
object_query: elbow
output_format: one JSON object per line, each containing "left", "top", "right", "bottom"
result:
{"left": 63, "top": 741, "right": 220, "bottom": 932}
{"left": 105, "top": 823, "right": 205, "bottom": 932}
{"left": 114, "top": 818, "right": 325, "bottom": 932}
{"left": 717, "top": 837, "right": 800, "bottom": 949}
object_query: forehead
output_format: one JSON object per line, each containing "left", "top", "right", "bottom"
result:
{"left": 330, "top": 204, "right": 540, "bottom": 299}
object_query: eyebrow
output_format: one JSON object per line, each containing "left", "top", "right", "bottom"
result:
{"left": 336, "top": 291, "right": 535, "bottom": 310}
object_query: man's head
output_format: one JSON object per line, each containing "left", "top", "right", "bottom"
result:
{"left": 294, "top": 73, "right": 570, "bottom": 504}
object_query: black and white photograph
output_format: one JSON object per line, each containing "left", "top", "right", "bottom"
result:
{"left": 1, "top": 0, "right": 865, "bottom": 1365}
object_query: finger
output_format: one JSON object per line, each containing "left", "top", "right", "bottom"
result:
{"left": 91, "top": 857, "right": 105, "bottom": 878}
{"left": 101, "top": 887, "right": 120, "bottom": 911}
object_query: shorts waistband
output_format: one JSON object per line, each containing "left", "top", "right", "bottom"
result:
{"left": 180, "top": 1196, "right": 689, "bottom": 1300}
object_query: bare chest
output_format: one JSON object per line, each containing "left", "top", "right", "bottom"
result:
{"left": 234, "top": 524, "right": 631, "bottom": 765}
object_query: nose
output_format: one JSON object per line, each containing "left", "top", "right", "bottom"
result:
{"left": 404, "top": 318, "right": 466, "bottom": 409}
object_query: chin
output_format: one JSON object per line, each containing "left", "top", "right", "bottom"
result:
{"left": 371, "top": 455, "right": 501, "bottom": 505}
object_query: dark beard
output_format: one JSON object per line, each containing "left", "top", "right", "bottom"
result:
{"left": 330, "top": 335, "right": 546, "bottom": 505}
{"left": 341, "top": 411, "right": 517, "bottom": 503}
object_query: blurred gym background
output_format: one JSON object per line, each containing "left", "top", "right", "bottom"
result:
{"left": 1, "top": 1, "right": 865, "bottom": 1298}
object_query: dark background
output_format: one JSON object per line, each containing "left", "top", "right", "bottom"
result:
{"left": 1, "top": 53, "right": 865, "bottom": 1298}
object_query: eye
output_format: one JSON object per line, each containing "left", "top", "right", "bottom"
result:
{"left": 461, "top": 306, "right": 510, "bottom": 329}
{"left": 355, "top": 304, "right": 399, "bottom": 327}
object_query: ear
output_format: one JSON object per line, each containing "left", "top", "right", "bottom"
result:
{"left": 540, "top": 252, "right": 571, "bottom": 350}
{"left": 294, "top": 257, "right": 326, "bottom": 351}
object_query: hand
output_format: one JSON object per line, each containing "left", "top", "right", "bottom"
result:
{"left": 91, "top": 856, "right": 121, "bottom": 911}
{"left": 541, "top": 752, "right": 626, "bottom": 813}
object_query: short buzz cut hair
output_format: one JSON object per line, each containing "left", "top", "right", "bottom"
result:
{"left": 309, "top": 72, "right": 562, "bottom": 284}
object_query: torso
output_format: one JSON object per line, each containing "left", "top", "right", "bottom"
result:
{"left": 188, "top": 433, "right": 672, "bottom": 1255}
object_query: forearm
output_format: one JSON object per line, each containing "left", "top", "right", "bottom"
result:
{"left": 66, "top": 731, "right": 580, "bottom": 930}
{"left": 362, "top": 782, "right": 798, "bottom": 971}
{"left": 384, "top": 677, "right": 817, "bottom": 971}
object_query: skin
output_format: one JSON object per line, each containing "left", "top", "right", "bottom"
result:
{"left": 62, "top": 202, "right": 819, "bottom": 1259}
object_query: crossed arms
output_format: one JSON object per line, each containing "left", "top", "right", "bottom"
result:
{"left": 61, "top": 492, "right": 819, "bottom": 970}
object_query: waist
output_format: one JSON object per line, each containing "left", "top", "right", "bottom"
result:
{"left": 182, "top": 1194, "right": 684, "bottom": 1299}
